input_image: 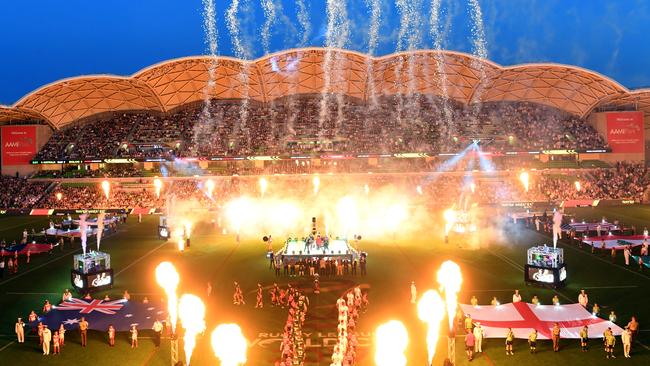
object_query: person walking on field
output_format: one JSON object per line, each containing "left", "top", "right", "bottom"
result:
{"left": 130, "top": 325, "right": 138, "bottom": 348}
{"left": 42, "top": 325, "right": 52, "bottom": 355}
{"left": 410, "top": 281, "right": 417, "bottom": 304}
{"left": 578, "top": 289, "right": 588, "bottom": 307}
{"left": 79, "top": 317, "right": 88, "bottom": 347}
{"left": 505, "top": 328, "right": 514, "bottom": 355}
{"left": 528, "top": 329, "right": 538, "bottom": 354}
{"left": 579, "top": 325, "right": 589, "bottom": 351}
{"left": 473, "top": 322, "right": 484, "bottom": 353}
{"left": 552, "top": 322, "right": 561, "bottom": 352}
{"left": 15, "top": 318, "right": 25, "bottom": 343}
{"left": 605, "top": 331, "right": 616, "bottom": 359}
{"left": 58, "top": 324, "right": 66, "bottom": 346}
{"left": 52, "top": 331, "right": 60, "bottom": 355}
{"left": 152, "top": 320, "right": 163, "bottom": 348}
{"left": 622, "top": 327, "right": 632, "bottom": 358}
{"left": 465, "top": 330, "right": 475, "bottom": 361}
{"left": 108, "top": 325, "right": 115, "bottom": 347}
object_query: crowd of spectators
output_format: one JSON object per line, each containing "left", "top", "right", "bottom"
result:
{"left": 32, "top": 95, "right": 608, "bottom": 161}
{"left": 0, "top": 177, "right": 49, "bottom": 209}
{"left": 2, "top": 162, "right": 647, "bottom": 210}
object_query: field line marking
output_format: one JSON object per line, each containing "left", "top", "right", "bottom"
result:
{"left": 0, "top": 340, "right": 16, "bottom": 352}
{"left": 0, "top": 248, "right": 82, "bottom": 286}
{"left": 140, "top": 346, "right": 159, "bottom": 366}
{"left": 580, "top": 285, "right": 638, "bottom": 289}
{"left": 114, "top": 241, "right": 168, "bottom": 277}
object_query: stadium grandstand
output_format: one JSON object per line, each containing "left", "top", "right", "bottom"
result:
{"left": 0, "top": 48, "right": 649, "bottom": 210}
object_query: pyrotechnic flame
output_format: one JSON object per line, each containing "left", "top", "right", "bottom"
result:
{"left": 470, "top": 182, "right": 476, "bottom": 194}
{"left": 155, "top": 262, "right": 179, "bottom": 332}
{"left": 436, "top": 260, "right": 462, "bottom": 331}
{"left": 56, "top": 192, "right": 62, "bottom": 201}
{"left": 519, "top": 171, "right": 530, "bottom": 192}
{"left": 313, "top": 175, "right": 320, "bottom": 195}
{"left": 574, "top": 180, "right": 581, "bottom": 192}
{"left": 211, "top": 323, "right": 247, "bottom": 366}
{"left": 375, "top": 320, "right": 408, "bottom": 366}
{"left": 153, "top": 177, "right": 162, "bottom": 198}
{"left": 259, "top": 177, "right": 268, "bottom": 197}
{"left": 206, "top": 179, "right": 215, "bottom": 199}
{"left": 364, "top": 184, "right": 370, "bottom": 195}
{"left": 386, "top": 203, "right": 408, "bottom": 232}
{"left": 225, "top": 197, "right": 251, "bottom": 235}
{"left": 416, "top": 185, "right": 423, "bottom": 195}
{"left": 418, "top": 290, "right": 446, "bottom": 365}
{"left": 443, "top": 208, "right": 456, "bottom": 235}
{"left": 101, "top": 180, "right": 110, "bottom": 200}
{"left": 178, "top": 294, "right": 206, "bottom": 366}
{"left": 184, "top": 221, "right": 192, "bottom": 239}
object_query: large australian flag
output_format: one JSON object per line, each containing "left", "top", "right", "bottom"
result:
{"left": 40, "top": 298, "right": 167, "bottom": 331}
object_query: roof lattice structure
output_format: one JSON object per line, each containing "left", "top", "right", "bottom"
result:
{"left": 1, "top": 48, "right": 647, "bottom": 129}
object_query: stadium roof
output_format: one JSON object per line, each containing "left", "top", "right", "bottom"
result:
{"left": 2, "top": 48, "right": 649, "bottom": 129}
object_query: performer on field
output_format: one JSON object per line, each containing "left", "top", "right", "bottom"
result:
{"left": 255, "top": 284, "right": 264, "bottom": 308}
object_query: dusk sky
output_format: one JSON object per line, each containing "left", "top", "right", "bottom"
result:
{"left": 1, "top": 0, "right": 649, "bottom": 105}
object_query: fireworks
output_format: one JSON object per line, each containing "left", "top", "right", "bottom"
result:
{"left": 206, "top": 179, "right": 215, "bottom": 198}
{"left": 313, "top": 175, "right": 320, "bottom": 195}
{"left": 416, "top": 185, "right": 423, "bottom": 195}
{"left": 375, "top": 320, "right": 408, "bottom": 366}
{"left": 153, "top": 177, "right": 163, "bottom": 198}
{"left": 178, "top": 294, "right": 206, "bottom": 366}
{"left": 211, "top": 323, "right": 247, "bottom": 366}
{"left": 519, "top": 171, "right": 530, "bottom": 192}
{"left": 155, "top": 262, "right": 179, "bottom": 332}
{"left": 55, "top": 192, "right": 62, "bottom": 201}
{"left": 574, "top": 180, "right": 581, "bottom": 192}
{"left": 101, "top": 180, "right": 110, "bottom": 200}
{"left": 259, "top": 177, "right": 268, "bottom": 197}
{"left": 417, "top": 290, "right": 446, "bottom": 365}
{"left": 436, "top": 260, "right": 462, "bottom": 331}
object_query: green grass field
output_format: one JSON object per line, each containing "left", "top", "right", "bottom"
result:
{"left": 0, "top": 205, "right": 649, "bottom": 365}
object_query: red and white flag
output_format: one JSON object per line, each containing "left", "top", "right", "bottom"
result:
{"left": 459, "top": 302, "right": 623, "bottom": 339}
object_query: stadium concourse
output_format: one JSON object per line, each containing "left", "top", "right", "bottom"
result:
{"left": 0, "top": 50, "right": 650, "bottom": 366}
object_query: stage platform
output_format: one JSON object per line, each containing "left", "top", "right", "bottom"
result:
{"left": 278, "top": 237, "right": 359, "bottom": 260}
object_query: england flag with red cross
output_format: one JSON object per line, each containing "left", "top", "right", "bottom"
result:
{"left": 460, "top": 302, "right": 623, "bottom": 339}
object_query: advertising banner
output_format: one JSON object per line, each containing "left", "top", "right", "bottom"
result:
{"left": 1, "top": 125, "right": 37, "bottom": 165}
{"left": 606, "top": 112, "right": 645, "bottom": 153}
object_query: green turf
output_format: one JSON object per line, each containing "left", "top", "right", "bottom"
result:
{"left": 0, "top": 206, "right": 649, "bottom": 365}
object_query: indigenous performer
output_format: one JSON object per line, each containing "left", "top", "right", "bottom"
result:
{"left": 552, "top": 322, "right": 561, "bottom": 352}
{"left": 130, "top": 325, "right": 138, "bottom": 348}
{"left": 58, "top": 324, "right": 65, "bottom": 346}
{"left": 622, "top": 327, "right": 632, "bottom": 358}
{"left": 410, "top": 281, "right": 417, "bottom": 304}
{"left": 255, "top": 284, "right": 264, "bottom": 308}
{"left": 52, "top": 331, "right": 60, "bottom": 354}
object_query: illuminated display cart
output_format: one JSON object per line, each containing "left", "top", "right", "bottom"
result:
{"left": 71, "top": 251, "right": 114, "bottom": 293}
{"left": 524, "top": 245, "right": 567, "bottom": 288}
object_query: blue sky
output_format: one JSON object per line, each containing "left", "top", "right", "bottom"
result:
{"left": 1, "top": 0, "right": 649, "bottom": 105}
